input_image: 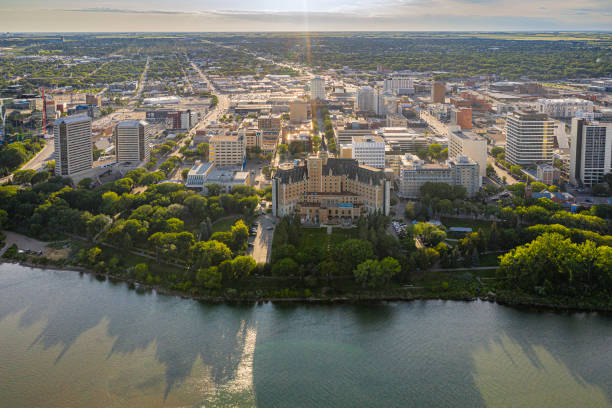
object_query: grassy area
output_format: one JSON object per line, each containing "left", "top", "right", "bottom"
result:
{"left": 440, "top": 217, "right": 494, "bottom": 234}
{"left": 212, "top": 216, "right": 243, "bottom": 233}
{"left": 299, "top": 227, "right": 358, "bottom": 251}
{"left": 479, "top": 252, "right": 503, "bottom": 267}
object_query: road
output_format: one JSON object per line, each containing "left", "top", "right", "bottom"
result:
{"left": 0, "top": 139, "right": 55, "bottom": 184}
{"left": 131, "top": 56, "right": 150, "bottom": 105}
{"left": 250, "top": 214, "right": 276, "bottom": 264}
{"left": 419, "top": 110, "right": 449, "bottom": 136}
{"left": 486, "top": 156, "right": 520, "bottom": 185}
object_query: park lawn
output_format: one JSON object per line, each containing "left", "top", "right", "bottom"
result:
{"left": 299, "top": 227, "right": 358, "bottom": 251}
{"left": 479, "top": 252, "right": 504, "bottom": 267}
{"left": 212, "top": 215, "right": 243, "bottom": 233}
{"left": 440, "top": 217, "right": 494, "bottom": 234}
{"left": 417, "top": 268, "right": 499, "bottom": 288}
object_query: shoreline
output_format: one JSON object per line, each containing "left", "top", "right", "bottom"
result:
{"left": 3, "top": 259, "right": 611, "bottom": 314}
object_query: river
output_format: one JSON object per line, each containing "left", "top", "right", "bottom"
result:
{"left": 1, "top": 263, "right": 611, "bottom": 407}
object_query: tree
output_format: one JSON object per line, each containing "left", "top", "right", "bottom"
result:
{"left": 181, "top": 168, "right": 190, "bottom": 180}
{"left": 354, "top": 257, "right": 401, "bottom": 288}
{"left": 133, "top": 263, "right": 148, "bottom": 281}
{"left": 272, "top": 257, "right": 298, "bottom": 276}
{"left": 196, "top": 266, "right": 222, "bottom": 289}
{"left": 230, "top": 220, "right": 249, "bottom": 251}
{"left": 86, "top": 214, "right": 111, "bottom": 241}
{"left": 334, "top": 239, "right": 375, "bottom": 274}
{"left": 231, "top": 255, "right": 257, "bottom": 280}
{"left": 13, "top": 169, "right": 36, "bottom": 185}
{"left": 77, "top": 177, "right": 93, "bottom": 189}
{"left": 87, "top": 247, "right": 102, "bottom": 265}
{"left": 184, "top": 195, "right": 208, "bottom": 222}
{"left": 190, "top": 240, "right": 232, "bottom": 270}
{"left": 206, "top": 183, "right": 222, "bottom": 196}
{"left": 405, "top": 202, "right": 415, "bottom": 219}
{"left": 31, "top": 171, "right": 50, "bottom": 185}
{"left": 499, "top": 233, "right": 611, "bottom": 296}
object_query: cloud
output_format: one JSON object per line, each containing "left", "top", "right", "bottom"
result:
{"left": 63, "top": 8, "right": 190, "bottom": 15}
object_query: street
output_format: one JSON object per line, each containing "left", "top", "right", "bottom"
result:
{"left": 249, "top": 214, "right": 276, "bottom": 264}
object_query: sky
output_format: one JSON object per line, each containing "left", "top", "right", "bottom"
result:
{"left": 0, "top": 0, "right": 611, "bottom": 32}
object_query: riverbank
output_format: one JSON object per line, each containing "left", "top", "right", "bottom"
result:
{"left": 2, "top": 256, "right": 610, "bottom": 314}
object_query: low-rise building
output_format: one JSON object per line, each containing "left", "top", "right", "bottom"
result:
{"left": 398, "top": 154, "right": 480, "bottom": 198}
{"left": 185, "top": 161, "right": 251, "bottom": 193}
{"left": 447, "top": 127, "right": 486, "bottom": 178}
{"left": 209, "top": 133, "right": 245, "bottom": 167}
{"left": 352, "top": 135, "right": 385, "bottom": 168}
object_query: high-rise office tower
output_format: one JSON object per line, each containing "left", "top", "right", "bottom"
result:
{"left": 570, "top": 118, "right": 612, "bottom": 186}
{"left": 54, "top": 115, "right": 93, "bottom": 177}
{"left": 356, "top": 86, "right": 374, "bottom": 113}
{"left": 505, "top": 110, "right": 555, "bottom": 166}
{"left": 310, "top": 76, "right": 326, "bottom": 101}
{"left": 431, "top": 81, "right": 446, "bottom": 104}
{"left": 115, "top": 120, "right": 151, "bottom": 164}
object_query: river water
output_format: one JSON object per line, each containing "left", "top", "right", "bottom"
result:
{"left": 1, "top": 263, "right": 611, "bottom": 408}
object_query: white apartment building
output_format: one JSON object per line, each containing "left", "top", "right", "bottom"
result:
{"left": 536, "top": 98, "right": 594, "bottom": 119}
{"left": 384, "top": 76, "right": 413, "bottom": 91}
{"left": 54, "top": 115, "right": 93, "bottom": 177}
{"left": 209, "top": 133, "right": 245, "bottom": 167}
{"left": 115, "top": 120, "right": 150, "bottom": 164}
{"left": 447, "top": 127, "right": 486, "bottom": 179}
{"left": 398, "top": 154, "right": 479, "bottom": 198}
{"left": 570, "top": 118, "right": 612, "bottom": 186}
{"left": 352, "top": 135, "right": 386, "bottom": 168}
{"left": 310, "top": 77, "right": 326, "bottom": 101}
{"left": 505, "top": 111, "right": 555, "bottom": 166}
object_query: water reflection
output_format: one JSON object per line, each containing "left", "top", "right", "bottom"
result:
{"left": 1, "top": 265, "right": 612, "bottom": 408}
{"left": 0, "top": 265, "right": 255, "bottom": 399}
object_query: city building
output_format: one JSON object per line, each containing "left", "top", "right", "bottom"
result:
{"left": 185, "top": 161, "right": 250, "bottom": 193}
{"left": 114, "top": 120, "right": 150, "bottom": 164}
{"left": 352, "top": 135, "right": 386, "bottom": 168}
{"left": 384, "top": 76, "right": 413, "bottom": 92}
{"left": 310, "top": 76, "right": 326, "bottom": 101}
{"left": 505, "top": 110, "right": 555, "bottom": 166}
{"left": 450, "top": 107, "right": 472, "bottom": 129}
{"left": 431, "top": 81, "right": 446, "bottom": 104}
{"left": 85, "top": 94, "right": 102, "bottom": 107}
{"left": 386, "top": 113, "right": 408, "bottom": 128}
{"left": 398, "top": 154, "right": 480, "bottom": 198}
{"left": 536, "top": 163, "right": 561, "bottom": 185}
{"left": 258, "top": 114, "right": 281, "bottom": 130}
{"left": 289, "top": 99, "right": 308, "bottom": 122}
{"left": 209, "top": 133, "right": 245, "bottom": 167}
{"left": 536, "top": 98, "right": 594, "bottom": 119}
{"left": 447, "top": 127, "right": 486, "bottom": 178}
{"left": 272, "top": 140, "right": 390, "bottom": 221}
{"left": 569, "top": 118, "right": 612, "bottom": 186}
{"left": 356, "top": 86, "right": 375, "bottom": 113}
{"left": 53, "top": 115, "right": 93, "bottom": 177}
{"left": 379, "top": 127, "right": 429, "bottom": 153}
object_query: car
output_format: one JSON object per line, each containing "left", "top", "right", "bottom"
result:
{"left": 248, "top": 243, "right": 254, "bottom": 247}
{"left": 266, "top": 226, "right": 274, "bottom": 230}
